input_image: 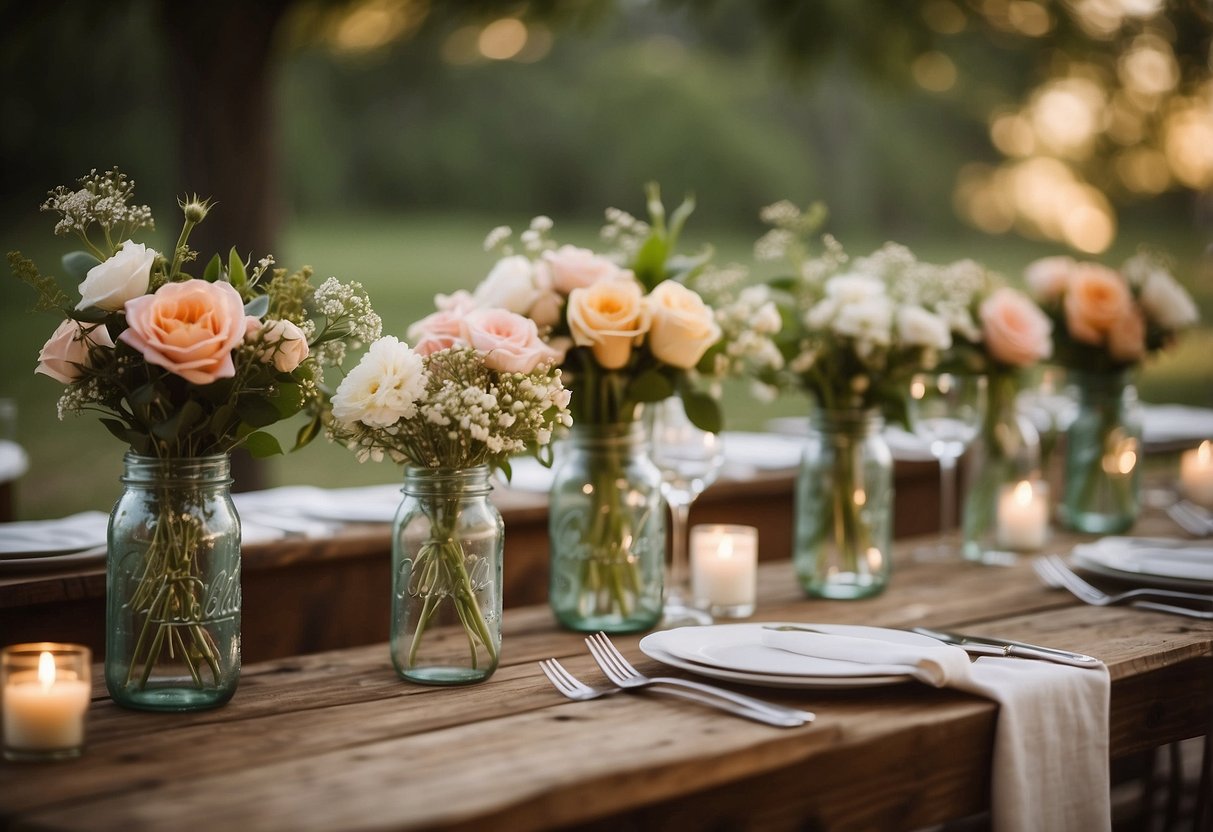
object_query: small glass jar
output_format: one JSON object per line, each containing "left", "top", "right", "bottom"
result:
{"left": 963, "top": 372, "right": 1044, "bottom": 562}
{"left": 548, "top": 423, "right": 664, "bottom": 632}
{"left": 1060, "top": 370, "right": 1143, "bottom": 534}
{"left": 391, "top": 466, "right": 503, "bottom": 685}
{"left": 107, "top": 454, "right": 240, "bottom": 711}
{"left": 794, "top": 409, "right": 893, "bottom": 599}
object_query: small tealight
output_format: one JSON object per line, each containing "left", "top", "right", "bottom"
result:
{"left": 996, "top": 480, "right": 1049, "bottom": 552}
{"left": 690, "top": 525, "right": 758, "bottom": 618}
{"left": 2, "top": 643, "right": 91, "bottom": 762}
{"left": 1180, "top": 440, "right": 1213, "bottom": 508}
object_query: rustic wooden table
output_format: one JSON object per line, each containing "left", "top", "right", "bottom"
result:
{"left": 2, "top": 523, "right": 1210, "bottom": 831}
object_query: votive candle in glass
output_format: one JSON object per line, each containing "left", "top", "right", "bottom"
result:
{"left": 2, "top": 643, "right": 91, "bottom": 761}
{"left": 1180, "top": 440, "right": 1213, "bottom": 508}
{"left": 690, "top": 525, "right": 758, "bottom": 618}
{"left": 996, "top": 480, "right": 1050, "bottom": 552}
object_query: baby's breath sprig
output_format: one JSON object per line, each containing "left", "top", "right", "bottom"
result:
{"left": 41, "top": 168, "right": 154, "bottom": 259}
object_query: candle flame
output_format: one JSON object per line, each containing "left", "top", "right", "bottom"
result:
{"left": 1199, "top": 440, "right": 1212, "bottom": 463}
{"left": 1014, "top": 480, "right": 1034, "bottom": 505}
{"left": 718, "top": 535, "right": 734, "bottom": 560}
{"left": 38, "top": 651, "right": 55, "bottom": 689}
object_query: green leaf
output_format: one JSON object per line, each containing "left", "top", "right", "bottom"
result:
{"left": 271, "top": 383, "right": 304, "bottom": 418}
{"left": 151, "top": 400, "right": 204, "bottom": 441}
{"left": 630, "top": 234, "right": 668, "bottom": 291}
{"left": 237, "top": 395, "right": 283, "bottom": 428}
{"left": 244, "top": 430, "right": 284, "bottom": 458}
{"left": 644, "top": 182, "right": 666, "bottom": 233}
{"left": 293, "top": 414, "right": 322, "bottom": 451}
{"left": 202, "top": 253, "right": 222, "bottom": 284}
{"left": 61, "top": 251, "right": 101, "bottom": 283}
{"left": 497, "top": 457, "right": 513, "bottom": 483}
{"left": 667, "top": 194, "right": 696, "bottom": 249}
{"left": 100, "top": 418, "right": 137, "bottom": 445}
{"left": 243, "top": 294, "right": 269, "bottom": 319}
{"left": 680, "top": 390, "right": 723, "bottom": 434}
{"left": 627, "top": 369, "right": 674, "bottom": 403}
{"left": 228, "top": 248, "right": 248, "bottom": 289}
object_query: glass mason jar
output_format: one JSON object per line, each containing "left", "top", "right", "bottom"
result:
{"left": 963, "top": 372, "right": 1043, "bottom": 563}
{"left": 794, "top": 410, "right": 893, "bottom": 599}
{"left": 1060, "top": 370, "right": 1143, "bottom": 534}
{"left": 107, "top": 453, "right": 240, "bottom": 711}
{"left": 391, "top": 466, "right": 503, "bottom": 686}
{"left": 548, "top": 423, "right": 664, "bottom": 633}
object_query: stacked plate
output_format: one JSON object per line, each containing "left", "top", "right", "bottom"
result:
{"left": 0, "top": 512, "right": 109, "bottom": 572}
{"left": 638, "top": 622, "right": 942, "bottom": 689}
{"left": 1071, "top": 537, "right": 1213, "bottom": 590}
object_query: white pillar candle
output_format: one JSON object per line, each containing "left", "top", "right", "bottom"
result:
{"left": 1180, "top": 441, "right": 1213, "bottom": 508}
{"left": 996, "top": 480, "right": 1049, "bottom": 552}
{"left": 690, "top": 525, "right": 758, "bottom": 617}
{"left": 2, "top": 645, "right": 90, "bottom": 760}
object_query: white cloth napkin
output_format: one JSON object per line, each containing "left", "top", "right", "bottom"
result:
{"left": 0, "top": 511, "right": 109, "bottom": 556}
{"left": 762, "top": 629, "right": 1111, "bottom": 832}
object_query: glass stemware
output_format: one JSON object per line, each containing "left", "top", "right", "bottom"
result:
{"left": 647, "top": 398, "right": 724, "bottom": 628}
{"left": 908, "top": 373, "right": 987, "bottom": 560}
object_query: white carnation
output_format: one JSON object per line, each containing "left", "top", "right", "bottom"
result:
{"left": 896, "top": 305, "right": 952, "bottom": 351}
{"left": 1140, "top": 268, "right": 1199, "bottom": 330}
{"left": 833, "top": 297, "right": 894, "bottom": 345}
{"left": 331, "top": 336, "right": 428, "bottom": 428}
{"left": 824, "top": 273, "right": 887, "bottom": 304}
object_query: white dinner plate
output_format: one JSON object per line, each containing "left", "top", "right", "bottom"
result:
{"left": 0, "top": 511, "right": 109, "bottom": 559}
{"left": 639, "top": 623, "right": 940, "bottom": 688}
{"left": 1071, "top": 540, "right": 1213, "bottom": 590}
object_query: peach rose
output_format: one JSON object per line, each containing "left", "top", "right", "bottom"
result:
{"left": 542, "top": 245, "right": 632, "bottom": 295}
{"left": 1108, "top": 308, "right": 1146, "bottom": 363}
{"left": 119, "top": 279, "right": 247, "bottom": 384}
{"left": 646, "top": 280, "right": 721, "bottom": 369}
{"left": 979, "top": 288, "right": 1053, "bottom": 368}
{"left": 35, "top": 320, "right": 115, "bottom": 384}
{"left": 566, "top": 278, "right": 651, "bottom": 370}
{"left": 461, "top": 308, "right": 561, "bottom": 374}
{"left": 1062, "top": 264, "right": 1131, "bottom": 346}
{"left": 258, "top": 319, "right": 310, "bottom": 373}
{"left": 1024, "top": 256, "right": 1076, "bottom": 303}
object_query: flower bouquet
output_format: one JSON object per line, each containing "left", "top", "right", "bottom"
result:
{"left": 328, "top": 315, "right": 571, "bottom": 683}
{"left": 437, "top": 185, "right": 725, "bottom": 632}
{"left": 1025, "top": 253, "right": 1198, "bottom": 532}
{"left": 10, "top": 169, "right": 380, "bottom": 710}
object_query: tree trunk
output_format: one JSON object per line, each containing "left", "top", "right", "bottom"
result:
{"left": 158, "top": 0, "right": 292, "bottom": 491}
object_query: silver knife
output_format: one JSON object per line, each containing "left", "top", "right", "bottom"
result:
{"left": 911, "top": 627, "right": 1102, "bottom": 668}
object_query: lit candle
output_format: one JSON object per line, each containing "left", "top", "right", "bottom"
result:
{"left": 996, "top": 480, "right": 1049, "bottom": 552}
{"left": 1180, "top": 440, "right": 1213, "bottom": 508}
{"left": 2, "top": 643, "right": 91, "bottom": 761}
{"left": 690, "top": 525, "right": 758, "bottom": 618}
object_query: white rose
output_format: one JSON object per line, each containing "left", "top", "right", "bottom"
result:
{"left": 833, "top": 297, "right": 894, "bottom": 346}
{"left": 1139, "top": 268, "right": 1199, "bottom": 330}
{"left": 1024, "top": 256, "right": 1075, "bottom": 303}
{"left": 472, "top": 255, "right": 543, "bottom": 314}
{"left": 77, "top": 241, "right": 156, "bottom": 311}
{"left": 897, "top": 305, "right": 953, "bottom": 351}
{"left": 646, "top": 280, "right": 722, "bottom": 369}
{"left": 824, "top": 273, "right": 886, "bottom": 304}
{"left": 331, "top": 336, "right": 428, "bottom": 428}
{"left": 257, "top": 319, "right": 311, "bottom": 373}
{"left": 35, "top": 320, "right": 115, "bottom": 384}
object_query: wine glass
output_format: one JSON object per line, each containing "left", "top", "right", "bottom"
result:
{"left": 908, "top": 372, "right": 987, "bottom": 560}
{"left": 647, "top": 398, "right": 724, "bottom": 628}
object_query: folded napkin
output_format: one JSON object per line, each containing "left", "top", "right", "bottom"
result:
{"left": 0, "top": 511, "right": 109, "bottom": 556}
{"left": 762, "top": 629, "right": 1111, "bottom": 832}
{"left": 1141, "top": 403, "right": 1213, "bottom": 445}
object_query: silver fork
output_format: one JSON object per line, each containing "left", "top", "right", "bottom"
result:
{"left": 1033, "top": 555, "right": 1213, "bottom": 619}
{"left": 538, "top": 658, "right": 806, "bottom": 727}
{"left": 1167, "top": 500, "right": 1213, "bottom": 537}
{"left": 583, "top": 633, "right": 816, "bottom": 723}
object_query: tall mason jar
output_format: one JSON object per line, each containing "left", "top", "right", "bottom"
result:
{"left": 391, "top": 466, "right": 503, "bottom": 685}
{"left": 1060, "top": 370, "right": 1142, "bottom": 534}
{"left": 548, "top": 423, "right": 664, "bottom": 633}
{"left": 794, "top": 409, "right": 893, "bottom": 599}
{"left": 107, "top": 453, "right": 240, "bottom": 711}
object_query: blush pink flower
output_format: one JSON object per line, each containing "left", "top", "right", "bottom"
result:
{"left": 1108, "top": 308, "right": 1146, "bottom": 363}
{"left": 35, "top": 320, "right": 115, "bottom": 384}
{"left": 1062, "top": 264, "right": 1132, "bottom": 346}
{"left": 542, "top": 245, "right": 632, "bottom": 295}
{"left": 407, "top": 309, "right": 469, "bottom": 357}
{"left": 1024, "top": 256, "right": 1076, "bottom": 303}
{"left": 460, "top": 308, "right": 561, "bottom": 374}
{"left": 979, "top": 287, "right": 1053, "bottom": 368}
{"left": 119, "top": 279, "right": 247, "bottom": 384}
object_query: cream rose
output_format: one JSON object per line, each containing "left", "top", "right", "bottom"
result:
{"left": 566, "top": 278, "right": 651, "bottom": 370}
{"left": 35, "top": 320, "right": 115, "bottom": 384}
{"left": 119, "top": 279, "right": 247, "bottom": 384}
{"left": 472, "top": 255, "right": 544, "bottom": 314}
{"left": 1139, "top": 268, "right": 1199, "bottom": 330}
{"left": 1025, "top": 256, "right": 1076, "bottom": 303}
{"left": 896, "top": 305, "right": 952, "bottom": 351}
{"left": 1063, "top": 264, "right": 1131, "bottom": 346}
{"left": 979, "top": 288, "right": 1052, "bottom": 367}
{"left": 542, "top": 245, "right": 631, "bottom": 295}
{"left": 461, "top": 309, "right": 560, "bottom": 374}
{"left": 257, "top": 319, "right": 311, "bottom": 373}
{"left": 646, "top": 280, "right": 721, "bottom": 369}
{"left": 77, "top": 241, "right": 157, "bottom": 311}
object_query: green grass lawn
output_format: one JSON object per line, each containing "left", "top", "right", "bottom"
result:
{"left": 2, "top": 212, "right": 1210, "bottom": 519}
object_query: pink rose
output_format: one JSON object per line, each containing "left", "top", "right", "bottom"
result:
{"left": 542, "top": 245, "right": 632, "bottom": 295}
{"left": 979, "top": 288, "right": 1053, "bottom": 368}
{"left": 1108, "top": 308, "right": 1146, "bottom": 363}
{"left": 407, "top": 309, "right": 469, "bottom": 356}
{"left": 460, "top": 308, "right": 561, "bottom": 373}
{"left": 434, "top": 290, "right": 476, "bottom": 314}
{"left": 1024, "top": 256, "right": 1076, "bottom": 303}
{"left": 257, "top": 318, "right": 310, "bottom": 373}
{"left": 119, "top": 279, "right": 247, "bottom": 384}
{"left": 1062, "top": 264, "right": 1131, "bottom": 346}
{"left": 35, "top": 320, "right": 115, "bottom": 384}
